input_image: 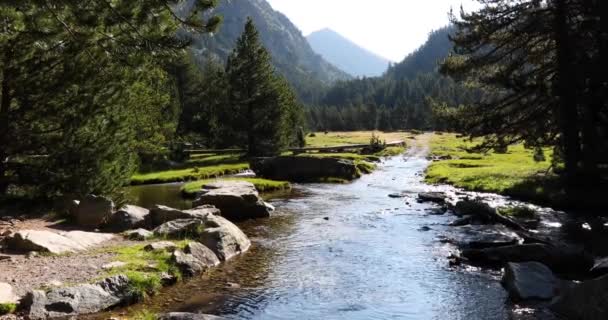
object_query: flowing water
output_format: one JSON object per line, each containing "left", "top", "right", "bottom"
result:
{"left": 120, "top": 150, "right": 513, "bottom": 319}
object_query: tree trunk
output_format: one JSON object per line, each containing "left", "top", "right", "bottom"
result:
{"left": 553, "top": 0, "right": 581, "bottom": 186}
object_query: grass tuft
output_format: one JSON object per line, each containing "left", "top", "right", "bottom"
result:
{"left": 0, "top": 303, "right": 17, "bottom": 315}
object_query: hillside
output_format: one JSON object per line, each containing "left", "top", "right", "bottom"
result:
{"left": 307, "top": 28, "right": 391, "bottom": 78}
{"left": 189, "top": 0, "right": 350, "bottom": 102}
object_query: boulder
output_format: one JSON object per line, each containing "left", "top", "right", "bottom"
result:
{"left": 149, "top": 205, "right": 219, "bottom": 227}
{"left": 192, "top": 181, "right": 271, "bottom": 221}
{"left": 551, "top": 274, "right": 608, "bottom": 320}
{"left": 448, "top": 225, "right": 522, "bottom": 249}
{"left": 462, "top": 243, "right": 594, "bottom": 273}
{"left": 124, "top": 229, "right": 154, "bottom": 241}
{"left": 171, "top": 250, "right": 206, "bottom": 277}
{"left": 106, "top": 205, "right": 149, "bottom": 231}
{"left": 198, "top": 214, "right": 251, "bottom": 261}
{"left": 74, "top": 195, "right": 114, "bottom": 228}
{"left": 159, "top": 313, "right": 226, "bottom": 320}
{"left": 153, "top": 219, "right": 205, "bottom": 239}
{"left": 144, "top": 241, "right": 177, "bottom": 252}
{"left": 454, "top": 200, "right": 526, "bottom": 231}
{"left": 250, "top": 156, "right": 360, "bottom": 182}
{"left": 2, "top": 230, "right": 113, "bottom": 254}
{"left": 0, "top": 282, "right": 18, "bottom": 304}
{"left": 22, "top": 275, "right": 133, "bottom": 319}
{"left": 417, "top": 192, "right": 447, "bottom": 204}
{"left": 184, "top": 242, "right": 221, "bottom": 267}
{"left": 501, "top": 262, "right": 559, "bottom": 301}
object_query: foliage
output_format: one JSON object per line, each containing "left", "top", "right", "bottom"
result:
{"left": 181, "top": 178, "right": 291, "bottom": 197}
{"left": 225, "top": 18, "right": 303, "bottom": 156}
{"left": 0, "top": 0, "right": 220, "bottom": 200}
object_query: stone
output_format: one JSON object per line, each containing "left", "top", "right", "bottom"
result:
{"left": 159, "top": 272, "right": 178, "bottom": 286}
{"left": 149, "top": 205, "right": 219, "bottom": 227}
{"left": 153, "top": 219, "right": 205, "bottom": 239}
{"left": 388, "top": 193, "right": 406, "bottom": 198}
{"left": 192, "top": 181, "right": 271, "bottom": 221}
{"left": 250, "top": 156, "right": 360, "bottom": 182}
{"left": 144, "top": 241, "right": 177, "bottom": 252}
{"left": 417, "top": 192, "right": 447, "bottom": 204}
{"left": 590, "top": 256, "right": 608, "bottom": 276}
{"left": 172, "top": 250, "right": 205, "bottom": 277}
{"left": 2, "top": 230, "right": 113, "bottom": 254}
{"left": 184, "top": 242, "right": 220, "bottom": 267}
{"left": 74, "top": 195, "right": 115, "bottom": 228}
{"left": 426, "top": 207, "right": 447, "bottom": 215}
{"left": 501, "top": 262, "right": 559, "bottom": 301}
{"left": 0, "top": 282, "right": 18, "bottom": 304}
{"left": 198, "top": 214, "right": 251, "bottom": 261}
{"left": 462, "top": 243, "right": 594, "bottom": 273}
{"left": 448, "top": 225, "right": 522, "bottom": 249}
{"left": 551, "top": 274, "right": 608, "bottom": 320}
{"left": 454, "top": 199, "right": 496, "bottom": 219}
{"left": 159, "top": 313, "right": 226, "bottom": 320}
{"left": 22, "top": 275, "right": 133, "bottom": 319}
{"left": 124, "top": 228, "right": 154, "bottom": 241}
{"left": 107, "top": 205, "right": 149, "bottom": 232}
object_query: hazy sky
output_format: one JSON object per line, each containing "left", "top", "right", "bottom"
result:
{"left": 266, "top": 0, "right": 479, "bottom": 62}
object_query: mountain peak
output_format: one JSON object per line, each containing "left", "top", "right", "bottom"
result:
{"left": 307, "top": 29, "right": 391, "bottom": 77}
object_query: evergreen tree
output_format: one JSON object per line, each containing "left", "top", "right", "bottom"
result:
{"left": 226, "top": 18, "right": 302, "bottom": 156}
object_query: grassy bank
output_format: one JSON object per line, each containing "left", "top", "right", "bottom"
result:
{"left": 131, "top": 162, "right": 249, "bottom": 185}
{"left": 424, "top": 133, "right": 563, "bottom": 205}
{"left": 306, "top": 131, "right": 409, "bottom": 147}
{"left": 181, "top": 178, "right": 291, "bottom": 197}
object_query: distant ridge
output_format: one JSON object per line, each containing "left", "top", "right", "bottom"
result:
{"left": 307, "top": 28, "right": 391, "bottom": 78}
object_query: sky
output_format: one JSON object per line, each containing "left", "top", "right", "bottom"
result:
{"left": 266, "top": 0, "right": 479, "bottom": 62}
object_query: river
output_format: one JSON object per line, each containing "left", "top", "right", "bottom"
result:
{"left": 120, "top": 150, "right": 511, "bottom": 319}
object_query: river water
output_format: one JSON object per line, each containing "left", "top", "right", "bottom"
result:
{"left": 120, "top": 151, "right": 511, "bottom": 319}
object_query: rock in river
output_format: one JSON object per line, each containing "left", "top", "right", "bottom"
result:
{"left": 446, "top": 224, "right": 522, "bottom": 249}
{"left": 153, "top": 219, "right": 206, "bottom": 239}
{"left": 74, "top": 195, "right": 114, "bottom": 228}
{"left": 184, "top": 242, "right": 221, "bottom": 267}
{"left": 551, "top": 274, "right": 608, "bottom": 320}
{"left": 198, "top": 214, "right": 251, "bottom": 261}
{"left": 192, "top": 181, "right": 272, "bottom": 221}
{"left": 22, "top": 275, "right": 134, "bottom": 319}
{"left": 250, "top": 156, "right": 359, "bottom": 182}
{"left": 501, "top": 262, "right": 559, "bottom": 301}
{"left": 149, "top": 205, "right": 219, "bottom": 227}
{"left": 417, "top": 192, "right": 447, "bottom": 204}
{"left": 171, "top": 250, "right": 206, "bottom": 277}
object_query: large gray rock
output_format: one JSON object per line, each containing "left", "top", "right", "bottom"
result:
{"left": 501, "top": 262, "right": 559, "bottom": 301}
{"left": 250, "top": 156, "right": 360, "bottom": 182}
{"left": 2, "top": 230, "right": 114, "bottom": 254}
{"left": 0, "top": 282, "right": 18, "bottom": 304}
{"left": 153, "top": 219, "right": 206, "bottom": 239}
{"left": 124, "top": 228, "right": 154, "bottom": 241}
{"left": 22, "top": 275, "right": 133, "bottom": 319}
{"left": 448, "top": 225, "right": 522, "bottom": 249}
{"left": 149, "top": 205, "right": 219, "bottom": 227}
{"left": 159, "top": 313, "right": 226, "bottom": 320}
{"left": 184, "top": 242, "right": 220, "bottom": 267}
{"left": 74, "top": 195, "right": 114, "bottom": 228}
{"left": 171, "top": 250, "right": 206, "bottom": 277}
{"left": 551, "top": 274, "right": 608, "bottom": 320}
{"left": 462, "top": 243, "right": 594, "bottom": 273}
{"left": 192, "top": 181, "right": 272, "bottom": 221}
{"left": 198, "top": 214, "right": 251, "bottom": 261}
{"left": 107, "top": 205, "right": 149, "bottom": 231}
{"left": 417, "top": 192, "right": 447, "bottom": 204}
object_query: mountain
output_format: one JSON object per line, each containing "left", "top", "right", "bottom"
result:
{"left": 307, "top": 28, "right": 391, "bottom": 78}
{"left": 189, "top": 0, "right": 350, "bottom": 103}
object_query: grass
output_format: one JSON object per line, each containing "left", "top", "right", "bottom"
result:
{"left": 131, "top": 163, "right": 249, "bottom": 185}
{"left": 0, "top": 303, "right": 17, "bottom": 315}
{"left": 298, "top": 152, "right": 381, "bottom": 162}
{"left": 498, "top": 206, "right": 538, "bottom": 219}
{"left": 101, "top": 242, "right": 190, "bottom": 299}
{"left": 424, "top": 133, "right": 570, "bottom": 205}
{"left": 181, "top": 178, "right": 291, "bottom": 197}
{"left": 130, "top": 311, "right": 158, "bottom": 320}
{"left": 306, "top": 131, "right": 409, "bottom": 147}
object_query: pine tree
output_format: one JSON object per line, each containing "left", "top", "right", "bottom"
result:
{"left": 226, "top": 18, "right": 302, "bottom": 156}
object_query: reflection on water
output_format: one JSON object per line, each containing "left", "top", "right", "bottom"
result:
{"left": 113, "top": 155, "right": 510, "bottom": 320}
{"left": 126, "top": 183, "right": 192, "bottom": 210}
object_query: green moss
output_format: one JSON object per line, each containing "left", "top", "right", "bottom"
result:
{"left": 123, "top": 271, "right": 163, "bottom": 300}
{"left": 130, "top": 310, "right": 158, "bottom": 320}
{"left": 130, "top": 163, "right": 249, "bottom": 185}
{"left": 0, "top": 303, "right": 17, "bottom": 315}
{"left": 498, "top": 206, "right": 538, "bottom": 219}
{"left": 356, "top": 161, "right": 377, "bottom": 174}
{"left": 181, "top": 178, "right": 291, "bottom": 197}
{"left": 374, "top": 146, "right": 406, "bottom": 157}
